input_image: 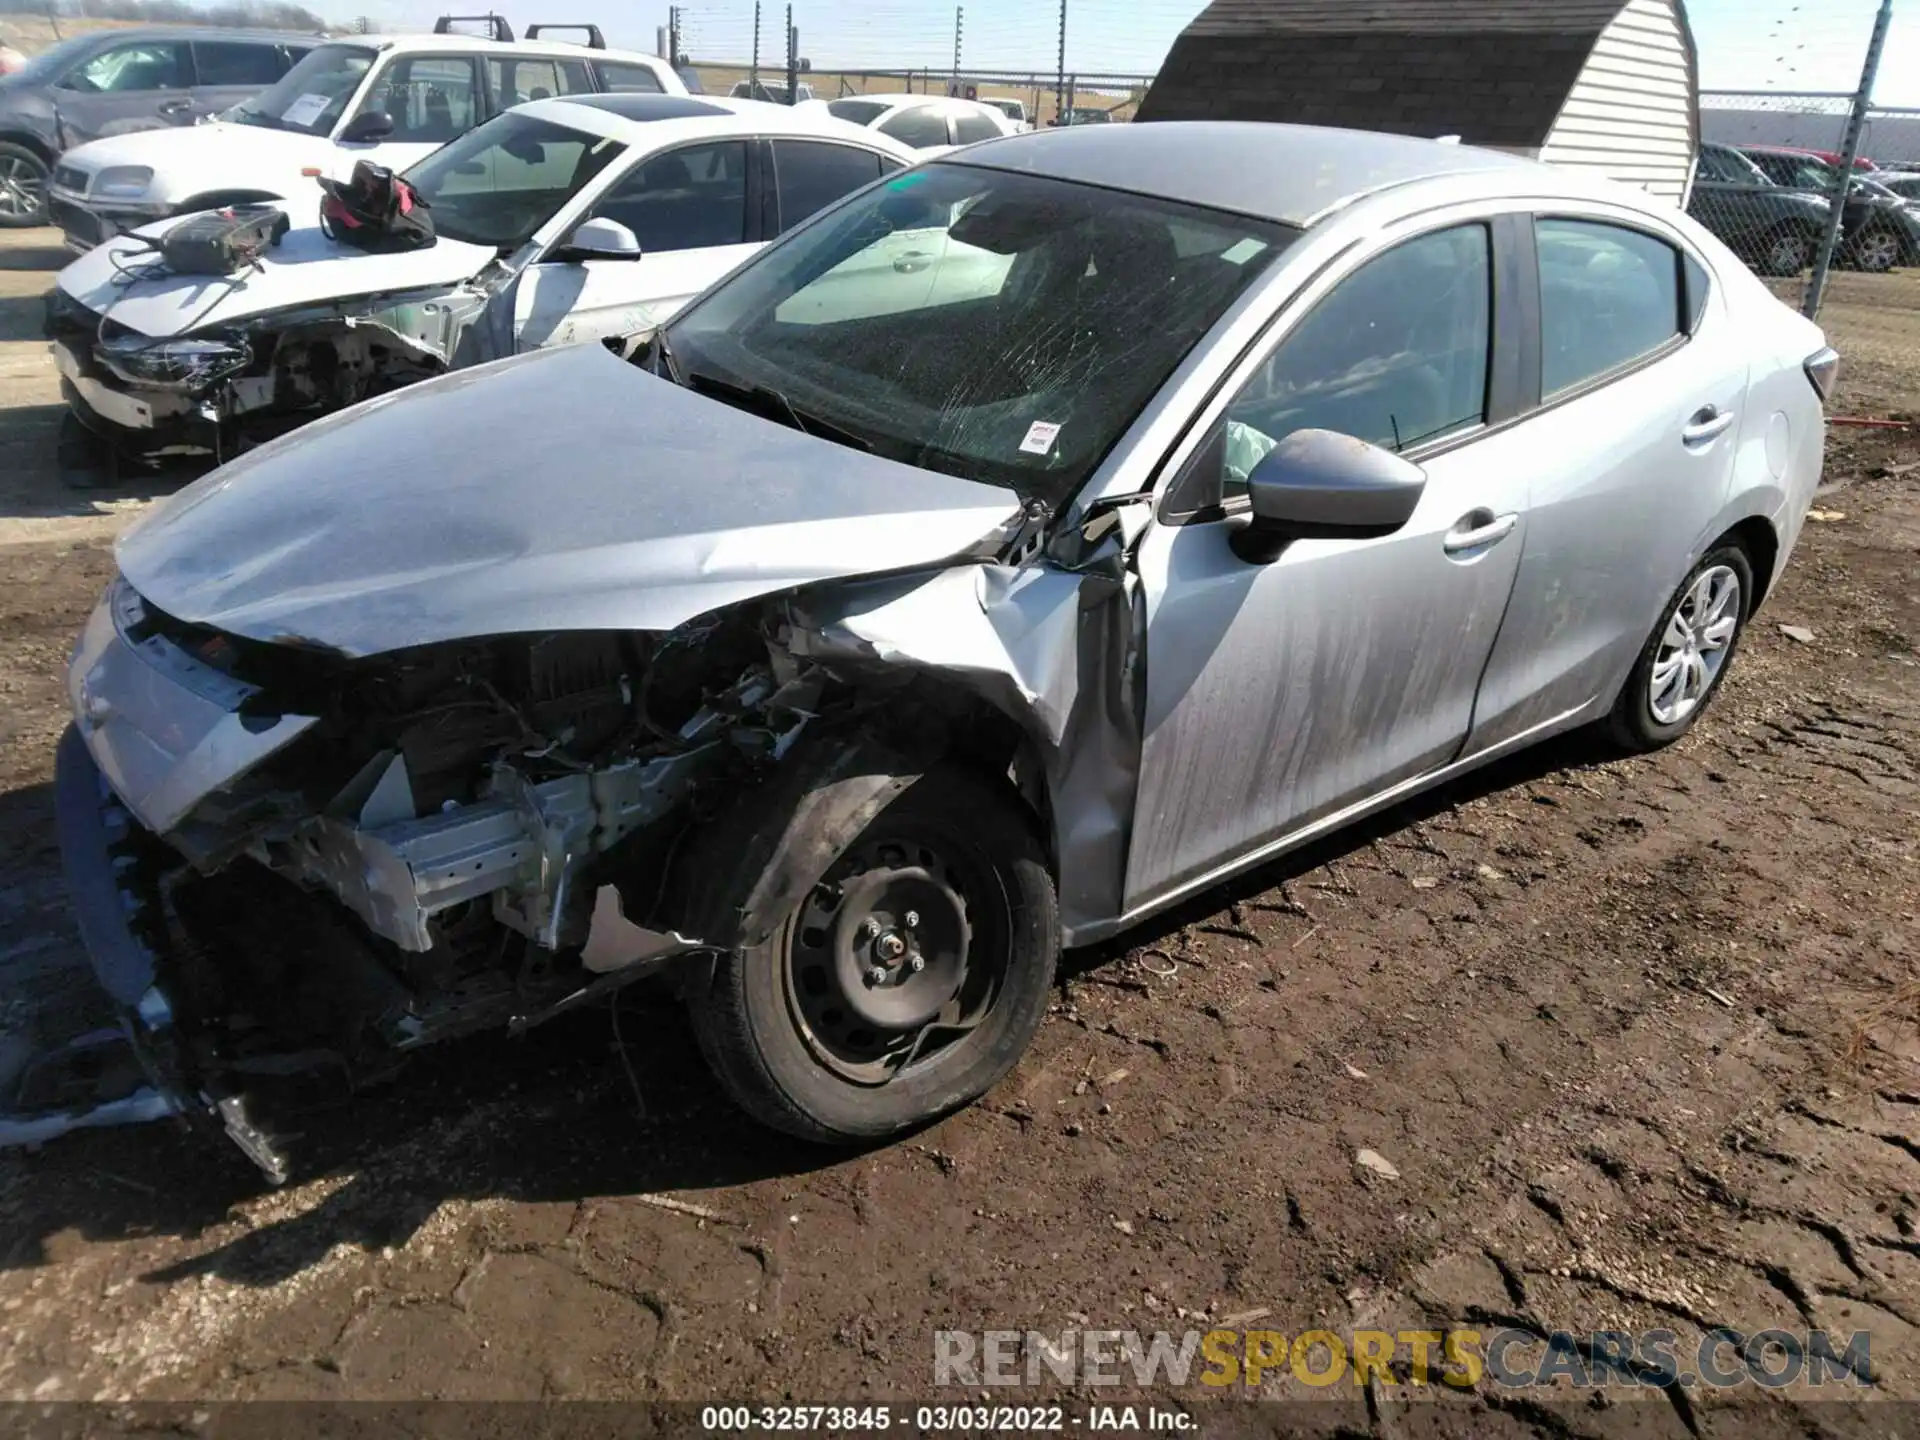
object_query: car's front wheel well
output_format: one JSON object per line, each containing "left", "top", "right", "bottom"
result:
{"left": 1714, "top": 516, "right": 1781, "bottom": 612}
{"left": 0, "top": 132, "right": 52, "bottom": 164}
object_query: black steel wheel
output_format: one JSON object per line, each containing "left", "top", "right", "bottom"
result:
{"left": 687, "top": 764, "right": 1058, "bottom": 1143}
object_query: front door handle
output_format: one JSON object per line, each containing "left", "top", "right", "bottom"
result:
{"left": 1682, "top": 405, "right": 1736, "bottom": 444}
{"left": 1443, "top": 510, "right": 1518, "bottom": 555}
{"left": 157, "top": 99, "right": 195, "bottom": 119}
{"left": 893, "top": 250, "right": 932, "bottom": 273}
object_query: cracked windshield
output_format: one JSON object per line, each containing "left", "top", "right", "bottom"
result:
{"left": 665, "top": 163, "right": 1297, "bottom": 504}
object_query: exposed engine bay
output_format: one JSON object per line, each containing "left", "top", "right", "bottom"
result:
{"left": 46, "top": 280, "right": 495, "bottom": 471}
{"left": 58, "top": 576, "right": 1066, "bottom": 1181}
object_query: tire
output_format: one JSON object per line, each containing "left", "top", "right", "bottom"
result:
{"left": 1608, "top": 544, "right": 1755, "bottom": 753}
{"left": 686, "top": 764, "right": 1059, "bottom": 1144}
{"left": 1846, "top": 226, "right": 1902, "bottom": 274}
{"left": 1756, "top": 223, "right": 1815, "bottom": 277}
{"left": 0, "top": 141, "right": 49, "bottom": 229}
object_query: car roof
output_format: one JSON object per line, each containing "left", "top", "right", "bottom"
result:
{"left": 62, "top": 25, "right": 320, "bottom": 43}
{"left": 946, "top": 121, "right": 1543, "bottom": 227}
{"left": 514, "top": 92, "right": 917, "bottom": 154}
{"left": 324, "top": 31, "right": 672, "bottom": 65}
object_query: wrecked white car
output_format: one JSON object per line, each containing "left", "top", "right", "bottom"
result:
{"left": 54, "top": 125, "right": 1829, "bottom": 1180}
{"left": 46, "top": 93, "right": 912, "bottom": 473}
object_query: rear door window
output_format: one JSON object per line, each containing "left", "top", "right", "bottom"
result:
{"left": 192, "top": 40, "right": 286, "bottom": 87}
{"left": 771, "top": 140, "right": 882, "bottom": 233}
{"left": 1536, "top": 219, "right": 1683, "bottom": 396}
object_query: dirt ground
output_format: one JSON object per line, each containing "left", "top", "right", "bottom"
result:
{"left": 0, "top": 227, "right": 1915, "bottom": 1435}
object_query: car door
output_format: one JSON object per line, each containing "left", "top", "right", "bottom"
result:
{"left": 1465, "top": 214, "right": 1745, "bottom": 754}
{"left": 514, "top": 138, "right": 758, "bottom": 351}
{"left": 187, "top": 39, "right": 294, "bottom": 123}
{"left": 340, "top": 53, "right": 481, "bottom": 170}
{"left": 51, "top": 39, "right": 193, "bottom": 145}
{"left": 1124, "top": 219, "right": 1530, "bottom": 912}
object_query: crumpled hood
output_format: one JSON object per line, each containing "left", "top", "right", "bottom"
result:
{"left": 57, "top": 214, "right": 496, "bottom": 338}
{"left": 116, "top": 344, "right": 1026, "bottom": 656}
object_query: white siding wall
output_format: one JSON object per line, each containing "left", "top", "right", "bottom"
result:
{"left": 1540, "top": 0, "right": 1696, "bottom": 205}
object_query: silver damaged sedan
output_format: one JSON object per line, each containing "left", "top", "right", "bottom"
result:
{"left": 56, "top": 123, "right": 1836, "bottom": 1179}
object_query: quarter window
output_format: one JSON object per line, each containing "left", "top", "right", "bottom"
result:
{"left": 1221, "top": 223, "right": 1492, "bottom": 493}
{"left": 771, "top": 140, "right": 882, "bottom": 233}
{"left": 192, "top": 41, "right": 286, "bottom": 87}
{"left": 595, "top": 141, "right": 750, "bottom": 253}
{"left": 878, "top": 105, "right": 950, "bottom": 149}
{"left": 1536, "top": 219, "right": 1684, "bottom": 396}
{"left": 488, "top": 57, "right": 592, "bottom": 106}
{"left": 597, "top": 61, "right": 665, "bottom": 94}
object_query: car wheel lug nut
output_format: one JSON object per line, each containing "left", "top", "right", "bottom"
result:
{"left": 909, "top": 955, "right": 925, "bottom": 973}
{"left": 866, "top": 965, "right": 887, "bottom": 985}
{"left": 905, "top": 910, "right": 919, "bottom": 928}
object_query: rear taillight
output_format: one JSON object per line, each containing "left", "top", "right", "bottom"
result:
{"left": 1805, "top": 347, "right": 1840, "bottom": 405}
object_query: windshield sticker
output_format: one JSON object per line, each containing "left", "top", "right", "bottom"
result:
{"left": 1019, "top": 420, "right": 1062, "bottom": 456}
{"left": 281, "top": 93, "right": 331, "bottom": 127}
{"left": 1220, "top": 238, "right": 1269, "bottom": 266}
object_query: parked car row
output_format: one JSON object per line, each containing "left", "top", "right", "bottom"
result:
{"left": 1688, "top": 140, "right": 1920, "bottom": 276}
{"left": 0, "top": 25, "right": 322, "bottom": 227}
{"left": 50, "top": 93, "right": 916, "bottom": 473}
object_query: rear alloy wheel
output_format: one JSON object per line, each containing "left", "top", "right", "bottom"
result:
{"left": 0, "top": 142, "right": 48, "bottom": 228}
{"left": 688, "top": 767, "right": 1058, "bottom": 1143}
{"left": 1609, "top": 545, "right": 1754, "bottom": 753}
{"left": 1758, "top": 225, "right": 1814, "bottom": 277}
{"left": 1848, "top": 226, "right": 1903, "bottom": 274}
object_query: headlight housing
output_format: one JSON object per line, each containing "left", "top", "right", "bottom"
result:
{"left": 91, "top": 166, "right": 155, "bottom": 201}
{"left": 95, "top": 333, "right": 251, "bottom": 391}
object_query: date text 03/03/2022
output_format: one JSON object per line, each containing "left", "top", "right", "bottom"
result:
{"left": 700, "top": 1405, "right": 1193, "bottom": 1431}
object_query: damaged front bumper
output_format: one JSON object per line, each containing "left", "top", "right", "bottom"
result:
{"left": 48, "top": 584, "right": 765, "bottom": 1180}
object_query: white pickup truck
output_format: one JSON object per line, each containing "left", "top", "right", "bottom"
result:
{"left": 46, "top": 16, "right": 684, "bottom": 250}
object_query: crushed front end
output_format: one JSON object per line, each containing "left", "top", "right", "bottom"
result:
{"left": 56, "top": 577, "right": 832, "bottom": 1181}
{"left": 44, "top": 284, "right": 486, "bottom": 474}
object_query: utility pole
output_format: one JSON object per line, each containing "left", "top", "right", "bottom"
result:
{"left": 952, "top": 6, "right": 962, "bottom": 93}
{"left": 667, "top": 5, "right": 681, "bottom": 67}
{"left": 1804, "top": 0, "right": 1892, "bottom": 319}
{"left": 1054, "top": 0, "right": 1066, "bottom": 126}
{"left": 750, "top": 0, "right": 761, "bottom": 92}
{"left": 785, "top": 7, "right": 798, "bottom": 104}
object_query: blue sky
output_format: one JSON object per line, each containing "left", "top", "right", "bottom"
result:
{"left": 323, "top": 0, "right": 1919, "bottom": 107}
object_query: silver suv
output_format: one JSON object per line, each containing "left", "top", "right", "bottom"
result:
{"left": 0, "top": 27, "right": 312, "bottom": 227}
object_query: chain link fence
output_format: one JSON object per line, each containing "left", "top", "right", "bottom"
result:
{"left": 1693, "top": 92, "right": 1915, "bottom": 319}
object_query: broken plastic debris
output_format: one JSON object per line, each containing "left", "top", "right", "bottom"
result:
{"left": 1355, "top": 1149, "right": 1400, "bottom": 1180}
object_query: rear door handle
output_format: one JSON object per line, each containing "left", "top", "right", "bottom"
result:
{"left": 1682, "top": 405, "right": 1736, "bottom": 444}
{"left": 1443, "top": 510, "right": 1518, "bottom": 555}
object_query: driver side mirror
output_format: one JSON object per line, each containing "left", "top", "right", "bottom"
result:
{"left": 339, "top": 110, "right": 393, "bottom": 143}
{"left": 558, "top": 216, "right": 642, "bottom": 262}
{"left": 1232, "top": 428, "right": 1427, "bottom": 564}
